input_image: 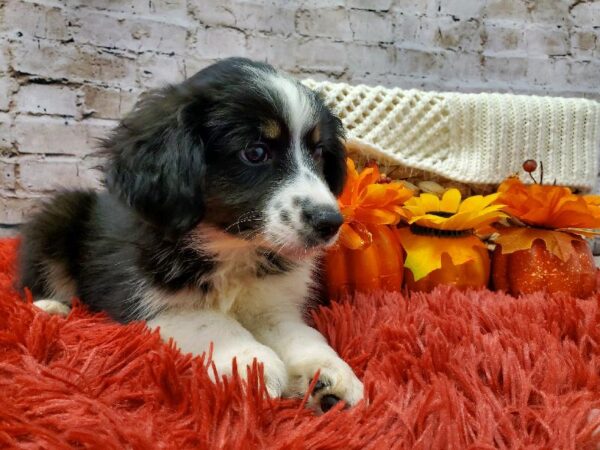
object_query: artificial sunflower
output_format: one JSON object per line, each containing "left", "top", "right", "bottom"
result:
{"left": 397, "top": 189, "right": 506, "bottom": 290}
{"left": 402, "top": 189, "right": 505, "bottom": 233}
{"left": 325, "top": 158, "right": 414, "bottom": 300}
{"left": 337, "top": 158, "right": 414, "bottom": 250}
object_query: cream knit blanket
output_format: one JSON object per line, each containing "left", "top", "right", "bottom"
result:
{"left": 303, "top": 79, "right": 600, "bottom": 192}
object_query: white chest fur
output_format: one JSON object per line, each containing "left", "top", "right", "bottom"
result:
{"left": 145, "top": 225, "right": 317, "bottom": 317}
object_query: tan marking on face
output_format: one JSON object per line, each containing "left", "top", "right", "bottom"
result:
{"left": 262, "top": 120, "right": 281, "bottom": 140}
{"left": 311, "top": 124, "right": 321, "bottom": 145}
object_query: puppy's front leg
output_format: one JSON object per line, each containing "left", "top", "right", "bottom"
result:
{"left": 240, "top": 310, "right": 363, "bottom": 411}
{"left": 147, "top": 309, "right": 288, "bottom": 397}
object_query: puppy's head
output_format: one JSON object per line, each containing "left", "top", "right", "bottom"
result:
{"left": 104, "top": 58, "right": 346, "bottom": 255}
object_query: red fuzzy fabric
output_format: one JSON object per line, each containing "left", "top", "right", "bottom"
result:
{"left": 1, "top": 237, "right": 600, "bottom": 449}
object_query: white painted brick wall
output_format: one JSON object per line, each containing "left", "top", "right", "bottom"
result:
{"left": 1, "top": 0, "right": 599, "bottom": 231}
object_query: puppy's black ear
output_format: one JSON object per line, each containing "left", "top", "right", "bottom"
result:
{"left": 104, "top": 85, "right": 205, "bottom": 238}
{"left": 323, "top": 113, "right": 347, "bottom": 197}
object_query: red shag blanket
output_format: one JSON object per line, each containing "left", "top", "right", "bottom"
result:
{"left": 1, "top": 237, "right": 600, "bottom": 449}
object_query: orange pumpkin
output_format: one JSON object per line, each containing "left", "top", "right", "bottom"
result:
{"left": 325, "top": 225, "right": 404, "bottom": 301}
{"left": 324, "top": 158, "right": 413, "bottom": 301}
{"left": 399, "top": 228, "right": 491, "bottom": 292}
{"left": 492, "top": 233, "right": 597, "bottom": 298}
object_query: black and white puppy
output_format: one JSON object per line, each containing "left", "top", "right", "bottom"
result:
{"left": 18, "top": 58, "right": 363, "bottom": 411}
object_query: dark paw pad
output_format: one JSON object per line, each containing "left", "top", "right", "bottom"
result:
{"left": 319, "top": 394, "right": 341, "bottom": 412}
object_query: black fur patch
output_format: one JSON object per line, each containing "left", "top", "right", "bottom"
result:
{"left": 256, "top": 249, "right": 296, "bottom": 277}
{"left": 280, "top": 210, "right": 291, "bottom": 224}
{"left": 18, "top": 190, "right": 97, "bottom": 298}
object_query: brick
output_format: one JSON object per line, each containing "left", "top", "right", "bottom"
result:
{"left": 297, "top": 0, "right": 345, "bottom": 7}
{"left": 482, "top": 56, "right": 528, "bottom": 83}
{"left": 525, "top": 27, "right": 569, "bottom": 57}
{"left": 438, "top": 52, "right": 483, "bottom": 81}
{"left": 71, "top": 10, "right": 188, "bottom": 54}
{"left": 0, "top": 78, "right": 15, "bottom": 111}
{"left": 17, "top": 157, "right": 104, "bottom": 193}
{"left": 62, "top": 0, "right": 188, "bottom": 23}
{"left": 572, "top": 30, "right": 598, "bottom": 58}
{"left": 483, "top": 0, "right": 530, "bottom": 20}
{"left": 527, "top": 57, "right": 569, "bottom": 86}
{"left": 347, "top": 0, "right": 392, "bottom": 10}
{"left": 527, "top": 0, "right": 571, "bottom": 24}
{"left": 0, "top": 40, "right": 10, "bottom": 72}
{"left": 395, "top": 15, "right": 478, "bottom": 51}
{"left": 13, "top": 116, "right": 113, "bottom": 156}
{"left": 482, "top": 23, "right": 526, "bottom": 56}
{"left": 0, "top": 114, "right": 12, "bottom": 151}
{"left": 190, "top": 27, "right": 246, "bottom": 60}
{"left": 1, "top": 1, "right": 70, "bottom": 41}
{"left": 297, "top": 8, "right": 353, "bottom": 41}
{"left": 438, "top": 0, "right": 484, "bottom": 19}
{"left": 349, "top": 10, "right": 394, "bottom": 43}
{"left": 570, "top": 1, "right": 600, "bottom": 27}
{"left": 15, "top": 84, "right": 78, "bottom": 116}
{"left": 82, "top": 85, "right": 139, "bottom": 120}
{"left": 390, "top": 13, "right": 422, "bottom": 44}
{"left": 190, "top": 1, "right": 296, "bottom": 35}
{"left": 295, "top": 39, "right": 348, "bottom": 73}
{"left": 0, "top": 160, "right": 16, "bottom": 190}
{"left": 0, "top": 196, "right": 41, "bottom": 225}
{"left": 347, "top": 44, "right": 395, "bottom": 75}
{"left": 569, "top": 60, "right": 600, "bottom": 90}
{"left": 433, "top": 16, "right": 482, "bottom": 51}
{"left": 137, "top": 53, "right": 187, "bottom": 88}
{"left": 391, "top": 0, "right": 439, "bottom": 16}
{"left": 395, "top": 48, "right": 441, "bottom": 76}
{"left": 245, "top": 35, "right": 299, "bottom": 71}
{"left": 11, "top": 40, "right": 137, "bottom": 87}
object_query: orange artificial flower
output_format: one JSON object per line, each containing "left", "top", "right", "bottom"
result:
{"left": 497, "top": 177, "right": 600, "bottom": 233}
{"left": 338, "top": 158, "right": 414, "bottom": 250}
{"left": 494, "top": 177, "right": 600, "bottom": 262}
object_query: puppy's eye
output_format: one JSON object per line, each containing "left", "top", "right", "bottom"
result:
{"left": 312, "top": 143, "right": 324, "bottom": 160}
{"left": 240, "top": 144, "right": 271, "bottom": 165}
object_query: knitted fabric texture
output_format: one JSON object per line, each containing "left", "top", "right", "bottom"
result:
{"left": 303, "top": 79, "right": 600, "bottom": 192}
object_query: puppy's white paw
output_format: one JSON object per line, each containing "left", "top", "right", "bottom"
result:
{"left": 285, "top": 348, "right": 363, "bottom": 412}
{"left": 212, "top": 342, "right": 288, "bottom": 398}
{"left": 33, "top": 299, "right": 71, "bottom": 317}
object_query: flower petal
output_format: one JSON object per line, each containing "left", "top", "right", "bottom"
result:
{"left": 494, "top": 227, "right": 581, "bottom": 262}
{"left": 496, "top": 177, "right": 600, "bottom": 230}
{"left": 339, "top": 223, "right": 371, "bottom": 250}
{"left": 420, "top": 193, "right": 441, "bottom": 212}
{"left": 397, "top": 227, "right": 487, "bottom": 281}
{"left": 439, "top": 189, "right": 462, "bottom": 213}
{"left": 355, "top": 208, "right": 400, "bottom": 225}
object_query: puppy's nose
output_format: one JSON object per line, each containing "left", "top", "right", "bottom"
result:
{"left": 303, "top": 206, "right": 343, "bottom": 241}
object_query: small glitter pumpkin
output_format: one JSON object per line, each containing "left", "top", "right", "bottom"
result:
{"left": 491, "top": 170, "right": 600, "bottom": 298}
